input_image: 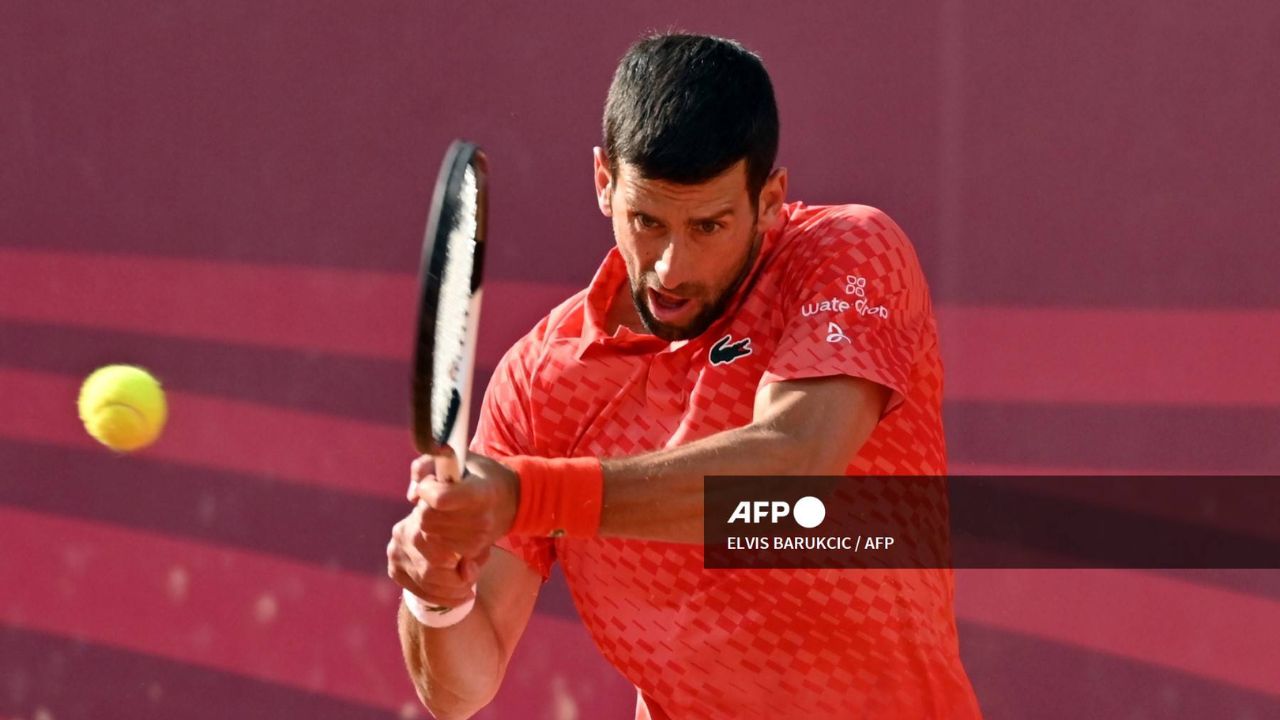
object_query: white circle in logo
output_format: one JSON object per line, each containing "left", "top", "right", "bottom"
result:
{"left": 793, "top": 496, "right": 826, "bottom": 528}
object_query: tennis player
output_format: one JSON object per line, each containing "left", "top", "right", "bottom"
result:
{"left": 387, "top": 33, "right": 982, "bottom": 719}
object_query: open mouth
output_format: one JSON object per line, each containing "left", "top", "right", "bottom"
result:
{"left": 646, "top": 288, "right": 693, "bottom": 323}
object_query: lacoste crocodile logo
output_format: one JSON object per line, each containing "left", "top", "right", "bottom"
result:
{"left": 709, "top": 334, "right": 753, "bottom": 366}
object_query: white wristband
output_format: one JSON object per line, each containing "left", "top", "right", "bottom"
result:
{"left": 402, "top": 587, "right": 476, "bottom": 628}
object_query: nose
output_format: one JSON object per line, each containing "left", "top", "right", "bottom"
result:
{"left": 653, "top": 239, "right": 690, "bottom": 290}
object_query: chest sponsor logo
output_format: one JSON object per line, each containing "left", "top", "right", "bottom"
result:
{"left": 709, "top": 334, "right": 753, "bottom": 365}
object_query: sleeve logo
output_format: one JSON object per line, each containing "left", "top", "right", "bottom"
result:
{"left": 845, "top": 275, "right": 867, "bottom": 297}
{"left": 800, "top": 276, "right": 891, "bottom": 321}
{"left": 845, "top": 275, "right": 890, "bottom": 319}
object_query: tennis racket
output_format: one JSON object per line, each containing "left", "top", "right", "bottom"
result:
{"left": 410, "top": 140, "right": 489, "bottom": 616}
{"left": 413, "top": 139, "right": 488, "bottom": 467}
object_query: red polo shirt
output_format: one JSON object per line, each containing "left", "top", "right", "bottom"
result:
{"left": 473, "top": 202, "right": 981, "bottom": 719}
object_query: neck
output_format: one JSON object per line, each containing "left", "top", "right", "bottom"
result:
{"left": 605, "top": 281, "right": 647, "bottom": 335}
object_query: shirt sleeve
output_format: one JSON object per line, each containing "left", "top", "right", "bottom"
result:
{"left": 760, "top": 205, "right": 932, "bottom": 415}
{"left": 471, "top": 324, "right": 557, "bottom": 582}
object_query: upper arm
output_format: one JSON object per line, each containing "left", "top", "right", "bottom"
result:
{"left": 753, "top": 375, "right": 890, "bottom": 473}
{"left": 753, "top": 206, "right": 932, "bottom": 470}
{"left": 761, "top": 205, "right": 931, "bottom": 414}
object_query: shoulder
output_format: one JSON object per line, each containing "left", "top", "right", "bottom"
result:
{"left": 770, "top": 203, "right": 925, "bottom": 298}
{"left": 494, "top": 287, "right": 590, "bottom": 378}
{"left": 781, "top": 203, "right": 915, "bottom": 256}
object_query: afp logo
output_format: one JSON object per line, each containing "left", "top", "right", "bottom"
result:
{"left": 727, "top": 496, "right": 826, "bottom": 529}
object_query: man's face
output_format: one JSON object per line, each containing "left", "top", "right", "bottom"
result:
{"left": 595, "top": 157, "right": 764, "bottom": 341}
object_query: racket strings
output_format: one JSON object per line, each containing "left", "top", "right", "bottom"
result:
{"left": 431, "top": 164, "right": 479, "bottom": 439}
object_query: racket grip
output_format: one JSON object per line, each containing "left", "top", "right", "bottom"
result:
{"left": 403, "top": 587, "right": 476, "bottom": 628}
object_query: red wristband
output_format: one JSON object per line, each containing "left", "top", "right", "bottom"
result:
{"left": 504, "top": 456, "right": 604, "bottom": 538}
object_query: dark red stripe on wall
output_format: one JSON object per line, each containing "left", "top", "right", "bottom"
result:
{"left": 0, "top": 432, "right": 583, "bottom": 618}
{"left": 0, "top": 507, "right": 418, "bottom": 710}
{"left": 0, "top": 319, "right": 408, "bottom": 425}
{"left": 6, "top": 247, "right": 1278, "bottom": 410}
{"left": 937, "top": 307, "right": 1280, "bottom": 407}
{"left": 0, "top": 250, "right": 414, "bottom": 359}
{"left": 7, "top": 302, "right": 1280, "bottom": 432}
{"left": 1156, "top": 569, "right": 1280, "bottom": 603}
{"left": 958, "top": 622, "right": 1280, "bottom": 718}
{"left": 0, "top": 509, "right": 621, "bottom": 716}
{"left": 0, "top": 367, "right": 411, "bottom": 497}
{"left": 0, "top": 249, "right": 574, "bottom": 365}
{"left": 0, "top": 626, "right": 399, "bottom": 720}
{"left": 0, "top": 439, "right": 403, "bottom": 575}
{"left": 955, "top": 569, "right": 1280, "bottom": 697}
{"left": 946, "top": 402, "right": 1280, "bottom": 473}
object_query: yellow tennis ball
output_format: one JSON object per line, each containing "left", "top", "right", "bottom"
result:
{"left": 77, "top": 365, "right": 168, "bottom": 452}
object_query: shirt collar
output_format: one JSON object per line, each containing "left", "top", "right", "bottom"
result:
{"left": 575, "top": 248, "right": 667, "bottom": 358}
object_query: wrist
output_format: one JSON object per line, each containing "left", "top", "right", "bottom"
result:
{"left": 503, "top": 456, "right": 604, "bottom": 538}
{"left": 402, "top": 587, "right": 475, "bottom": 629}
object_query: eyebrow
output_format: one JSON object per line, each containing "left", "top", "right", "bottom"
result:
{"left": 690, "top": 208, "right": 736, "bottom": 223}
{"left": 627, "top": 206, "right": 736, "bottom": 224}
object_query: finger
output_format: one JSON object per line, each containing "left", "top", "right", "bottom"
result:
{"left": 414, "top": 478, "right": 476, "bottom": 511}
{"left": 411, "top": 455, "right": 435, "bottom": 481}
{"left": 415, "top": 532, "right": 461, "bottom": 567}
{"left": 391, "top": 541, "right": 476, "bottom": 604}
{"left": 416, "top": 514, "right": 493, "bottom": 560}
{"left": 417, "top": 562, "right": 477, "bottom": 599}
{"left": 417, "top": 503, "right": 491, "bottom": 534}
{"left": 389, "top": 536, "right": 430, "bottom": 585}
{"left": 412, "top": 583, "right": 476, "bottom": 609}
{"left": 419, "top": 559, "right": 471, "bottom": 583}
{"left": 417, "top": 476, "right": 486, "bottom": 509}
{"left": 459, "top": 555, "right": 487, "bottom": 585}
{"left": 408, "top": 456, "right": 435, "bottom": 501}
{"left": 458, "top": 557, "right": 477, "bottom": 585}
{"left": 389, "top": 506, "right": 427, "bottom": 561}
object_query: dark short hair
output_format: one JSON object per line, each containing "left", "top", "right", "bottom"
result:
{"left": 603, "top": 34, "right": 779, "bottom": 204}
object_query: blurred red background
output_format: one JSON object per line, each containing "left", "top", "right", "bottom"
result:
{"left": 2, "top": 2, "right": 1277, "bottom": 718}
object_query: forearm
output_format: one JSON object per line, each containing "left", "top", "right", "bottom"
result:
{"left": 596, "top": 377, "right": 889, "bottom": 544}
{"left": 599, "top": 420, "right": 829, "bottom": 543}
{"left": 398, "top": 600, "right": 503, "bottom": 720}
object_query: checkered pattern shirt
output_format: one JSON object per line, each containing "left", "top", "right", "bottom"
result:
{"left": 474, "top": 203, "right": 982, "bottom": 719}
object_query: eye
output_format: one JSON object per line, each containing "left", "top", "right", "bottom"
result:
{"left": 632, "top": 214, "right": 661, "bottom": 231}
{"left": 695, "top": 220, "right": 722, "bottom": 235}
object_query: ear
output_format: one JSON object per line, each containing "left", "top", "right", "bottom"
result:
{"left": 593, "top": 147, "right": 613, "bottom": 217}
{"left": 756, "top": 167, "right": 788, "bottom": 233}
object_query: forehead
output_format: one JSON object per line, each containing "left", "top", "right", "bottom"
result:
{"left": 615, "top": 160, "right": 749, "bottom": 212}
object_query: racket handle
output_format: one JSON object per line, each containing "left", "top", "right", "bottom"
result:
{"left": 404, "top": 587, "right": 476, "bottom": 628}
